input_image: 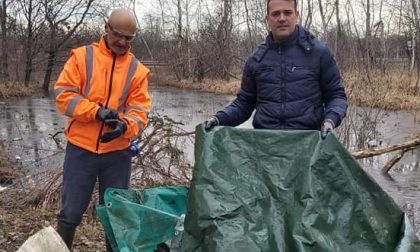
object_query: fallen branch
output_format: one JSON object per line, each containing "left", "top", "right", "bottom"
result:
{"left": 382, "top": 150, "right": 405, "bottom": 174}
{"left": 352, "top": 137, "right": 420, "bottom": 173}
{"left": 352, "top": 137, "right": 420, "bottom": 159}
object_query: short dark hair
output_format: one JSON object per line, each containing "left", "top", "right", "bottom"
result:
{"left": 266, "top": 0, "right": 297, "bottom": 14}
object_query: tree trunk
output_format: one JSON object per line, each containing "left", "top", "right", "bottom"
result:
{"left": 41, "top": 0, "right": 94, "bottom": 93}
{"left": 303, "top": 0, "right": 313, "bottom": 30}
{"left": 365, "top": 0, "right": 371, "bottom": 68}
{"left": 410, "top": 0, "right": 420, "bottom": 74}
{"left": 244, "top": 0, "right": 255, "bottom": 51}
{"left": 318, "top": 0, "right": 327, "bottom": 40}
{"left": 0, "top": 0, "right": 9, "bottom": 81}
{"left": 24, "top": 0, "right": 34, "bottom": 87}
{"left": 217, "top": 0, "right": 233, "bottom": 81}
{"left": 42, "top": 51, "right": 55, "bottom": 94}
{"left": 333, "top": 0, "right": 342, "bottom": 62}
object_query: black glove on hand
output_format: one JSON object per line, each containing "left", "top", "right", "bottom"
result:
{"left": 100, "top": 119, "right": 127, "bottom": 143}
{"left": 321, "top": 119, "right": 335, "bottom": 139}
{"left": 96, "top": 107, "right": 118, "bottom": 122}
{"left": 204, "top": 116, "right": 219, "bottom": 130}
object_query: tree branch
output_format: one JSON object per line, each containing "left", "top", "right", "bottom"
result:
{"left": 352, "top": 137, "right": 420, "bottom": 159}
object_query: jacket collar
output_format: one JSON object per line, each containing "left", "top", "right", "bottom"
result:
{"left": 267, "top": 25, "right": 299, "bottom": 49}
{"left": 253, "top": 25, "right": 315, "bottom": 62}
{"left": 265, "top": 25, "right": 314, "bottom": 53}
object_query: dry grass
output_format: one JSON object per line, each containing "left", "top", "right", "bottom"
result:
{"left": 0, "top": 140, "right": 21, "bottom": 184}
{"left": 153, "top": 66, "right": 420, "bottom": 111}
{"left": 0, "top": 190, "right": 105, "bottom": 252}
{"left": 344, "top": 68, "right": 420, "bottom": 111}
{"left": 176, "top": 78, "right": 240, "bottom": 95}
{"left": 150, "top": 66, "right": 240, "bottom": 95}
{"left": 0, "top": 82, "right": 37, "bottom": 99}
{"left": 0, "top": 139, "right": 107, "bottom": 251}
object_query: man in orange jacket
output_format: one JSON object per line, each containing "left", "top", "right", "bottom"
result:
{"left": 54, "top": 8, "right": 151, "bottom": 251}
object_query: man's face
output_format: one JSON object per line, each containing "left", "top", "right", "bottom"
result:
{"left": 266, "top": 0, "right": 298, "bottom": 41}
{"left": 105, "top": 22, "right": 136, "bottom": 55}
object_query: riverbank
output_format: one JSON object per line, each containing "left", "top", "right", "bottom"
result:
{"left": 0, "top": 141, "right": 19, "bottom": 185}
{"left": 0, "top": 190, "right": 105, "bottom": 251}
{"left": 151, "top": 67, "right": 420, "bottom": 111}
{"left": 0, "top": 82, "right": 37, "bottom": 99}
{"left": 2, "top": 67, "right": 420, "bottom": 111}
{"left": 0, "top": 139, "right": 105, "bottom": 251}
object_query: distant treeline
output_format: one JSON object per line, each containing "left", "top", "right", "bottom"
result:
{"left": 1, "top": 0, "right": 420, "bottom": 94}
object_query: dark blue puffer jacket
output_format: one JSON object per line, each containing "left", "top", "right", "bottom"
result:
{"left": 215, "top": 25, "right": 347, "bottom": 130}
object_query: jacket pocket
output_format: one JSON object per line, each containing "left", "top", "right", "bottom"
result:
{"left": 288, "top": 65, "right": 304, "bottom": 72}
{"left": 254, "top": 66, "right": 276, "bottom": 84}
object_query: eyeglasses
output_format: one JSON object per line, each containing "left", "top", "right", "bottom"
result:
{"left": 107, "top": 22, "right": 136, "bottom": 42}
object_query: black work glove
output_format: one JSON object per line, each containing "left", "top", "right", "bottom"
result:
{"left": 321, "top": 119, "right": 335, "bottom": 139}
{"left": 204, "top": 116, "right": 219, "bottom": 130}
{"left": 100, "top": 119, "right": 127, "bottom": 143}
{"left": 96, "top": 107, "right": 118, "bottom": 122}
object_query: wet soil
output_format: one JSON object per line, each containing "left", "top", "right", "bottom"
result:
{"left": 0, "top": 142, "right": 105, "bottom": 252}
{"left": 0, "top": 191, "right": 106, "bottom": 252}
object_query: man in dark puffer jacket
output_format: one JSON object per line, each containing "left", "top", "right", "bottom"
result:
{"left": 205, "top": 0, "right": 347, "bottom": 139}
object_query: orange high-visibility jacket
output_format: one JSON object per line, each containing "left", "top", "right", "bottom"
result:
{"left": 54, "top": 37, "right": 151, "bottom": 154}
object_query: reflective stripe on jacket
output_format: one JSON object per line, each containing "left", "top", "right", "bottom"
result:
{"left": 54, "top": 37, "right": 151, "bottom": 154}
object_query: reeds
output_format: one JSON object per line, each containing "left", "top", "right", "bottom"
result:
{"left": 344, "top": 67, "right": 420, "bottom": 111}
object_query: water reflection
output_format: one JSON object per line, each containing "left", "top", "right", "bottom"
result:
{"left": 0, "top": 98, "right": 66, "bottom": 174}
{"left": 0, "top": 85, "right": 419, "bottom": 235}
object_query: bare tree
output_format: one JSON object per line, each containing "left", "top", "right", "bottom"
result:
{"left": 410, "top": 0, "right": 420, "bottom": 71}
{"left": 213, "top": 0, "right": 234, "bottom": 80}
{"left": 19, "top": 0, "right": 44, "bottom": 86}
{"left": 41, "top": 0, "right": 96, "bottom": 93}
{"left": 317, "top": 0, "right": 335, "bottom": 40}
{"left": 334, "top": 0, "right": 342, "bottom": 58}
{"left": 365, "top": 0, "right": 372, "bottom": 68}
{"left": 303, "top": 0, "right": 313, "bottom": 30}
{"left": 244, "top": 0, "right": 256, "bottom": 50}
{"left": 0, "top": 0, "right": 10, "bottom": 81}
{"left": 177, "top": 0, "right": 183, "bottom": 40}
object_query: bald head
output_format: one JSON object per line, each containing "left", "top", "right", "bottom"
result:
{"left": 108, "top": 8, "right": 137, "bottom": 35}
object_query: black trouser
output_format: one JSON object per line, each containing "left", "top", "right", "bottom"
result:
{"left": 57, "top": 142, "right": 131, "bottom": 227}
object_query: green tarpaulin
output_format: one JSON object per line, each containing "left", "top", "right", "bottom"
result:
{"left": 97, "top": 125, "right": 420, "bottom": 252}
{"left": 181, "top": 125, "right": 420, "bottom": 252}
{"left": 96, "top": 186, "right": 188, "bottom": 252}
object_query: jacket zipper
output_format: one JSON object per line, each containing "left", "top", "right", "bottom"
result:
{"left": 96, "top": 54, "right": 117, "bottom": 152}
{"left": 279, "top": 46, "right": 285, "bottom": 129}
{"left": 67, "top": 119, "right": 76, "bottom": 133}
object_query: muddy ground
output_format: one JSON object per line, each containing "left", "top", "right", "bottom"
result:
{"left": 0, "top": 140, "right": 106, "bottom": 252}
{"left": 0, "top": 191, "right": 106, "bottom": 251}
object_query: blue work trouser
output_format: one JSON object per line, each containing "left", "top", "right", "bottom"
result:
{"left": 57, "top": 142, "right": 132, "bottom": 228}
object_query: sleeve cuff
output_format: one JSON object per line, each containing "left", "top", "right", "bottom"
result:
{"left": 324, "top": 112, "right": 340, "bottom": 128}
